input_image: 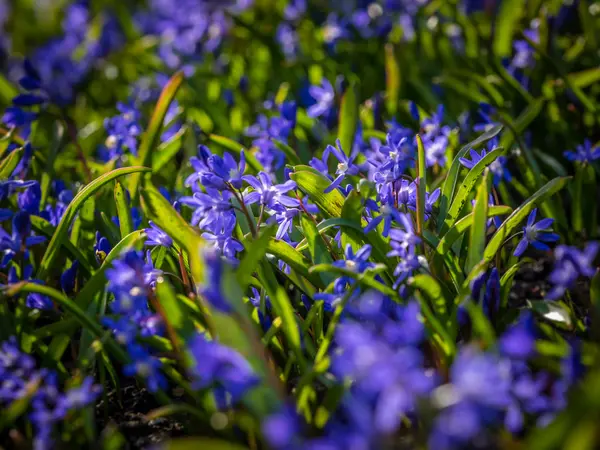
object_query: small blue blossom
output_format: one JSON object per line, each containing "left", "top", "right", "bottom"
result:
{"left": 564, "top": 139, "right": 600, "bottom": 163}
{"left": 243, "top": 172, "right": 299, "bottom": 210}
{"left": 145, "top": 221, "right": 173, "bottom": 248}
{"left": 323, "top": 139, "right": 360, "bottom": 193}
{"left": 307, "top": 78, "right": 336, "bottom": 119}
{"left": 513, "top": 208, "right": 559, "bottom": 257}
{"left": 547, "top": 243, "right": 599, "bottom": 300}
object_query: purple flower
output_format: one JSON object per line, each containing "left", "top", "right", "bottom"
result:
{"left": 123, "top": 343, "right": 166, "bottom": 393}
{"left": 243, "top": 172, "right": 299, "bottom": 210}
{"left": 179, "top": 188, "right": 234, "bottom": 231}
{"left": 145, "top": 221, "right": 173, "bottom": 248}
{"left": 0, "top": 212, "right": 46, "bottom": 267}
{"left": 513, "top": 208, "right": 559, "bottom": 257}
{"left": 60, "top": 261, "right": 79, "bottom": 295}
{"left": 202, "top": 215, "right": 244, "bottom": 261}
{"left": 547, "top": 243, "right": 599, "bottom": 299}
{"left": 307, "top": 78, "right": 335, "bottom": 119}
{"left": 564, "top": 139, "right": 600, "bottom": 163}
{"left": 500, "top": 312, "right": 536, "bottom": 360}
{"left": 364, "top": 201, "right": 404, "bottom": 237}
{"left": 100, "top": 101, "right": 142, "bottom": 162}
{"left": 323, "top": 139, "right": 361, "bottom": 193}
{"left": 187, "top": 332, "right": 259, "bottom": 405}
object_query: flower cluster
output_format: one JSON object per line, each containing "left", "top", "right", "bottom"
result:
{"left": 1, "top": 337, "right": 101, "bottom": 450}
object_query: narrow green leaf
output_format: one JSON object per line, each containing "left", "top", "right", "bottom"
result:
{"left": 272, "top": 139, "right": 301, "bottom": 165}
{"left": 114, "top": 180, "right": 133, "bottom": 239}
{"left": 236, "top": 225, "right": 276, "bottom": 291}
{"left": 29, "top": 215, "right": 95, "bottom": 277}
{"left": 155, "top": 277, "right": 196, "bottom": 342}
{"left": 129, "top": 71, "right": 185, "bottom": 198}
{"left": 0, "top": 147, "right": 23, "bottom": 178}
{"left": 466, "top": 172, "right": 489, "bottom": 273}
{"left": 290, "top": 166, "right": 345, "bottom": 218}
{"left": 493, "top": 0, "right": 526, "bottom": 57}
{"left": 438, "top": 125, "right": 503, "bottom": 231}
{"left": 500, "top": 259, "right": 533, "bottom": 308}
{"left": 152, "top": 126, "right": 186, "bottom": 174}
{"left": 436, "top": 205, "right": 512, "bottom": 255}
{"left": 443, "top": 146, "right": 507, "bottom": 231}
{"left": 385, "top": 43, "right": 401, "bottom": 115}
{"left": 301, "top": 214, "right": 335, "bottom": 286}
{"left": 163, "top": 438, "right": 249, "bottom": 450}
{"left": 337, "top": 80, "right": 359, "bottom": 156}
{"left": 483, "top": 177, "right": 570, "bottom": 263}
{"left": 140, "top": 181, "right": 204, "bottom": 284}
{"left": 265, "top": 238, "right": 324, "bottom": 288}
{"left": 415, "top": 135, "right": 427, "bottom": 240}
{"left": 257, "top": 261, "right": 304, "bottom": 366}
{"left": 37, "top": 166, "right": 151, "bottom": 280}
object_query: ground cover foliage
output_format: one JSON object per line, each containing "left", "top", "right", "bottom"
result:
{"left": 1, "top": 0, "right": 600, "bottom": 449}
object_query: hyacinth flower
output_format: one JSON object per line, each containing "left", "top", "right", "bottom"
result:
{"left": 363, "top": 200, "right": 404, "bottom": 236}
{"left": 145, "top": 221, "right": 173, "bottom": 248}
{"left": 513, "top": 209, "right": 559, "bottom": 257}
{"left": 322, "top": 139, "right": 360, "bottom": 193}
{"left": 564, "top": 139, "right": 600, "bottom": 163}
{"left": 0, "top": 212, "right": 46, "bottom": 267}
{"left": 179, "top": 188, "right": 235, "bottom": 230}
{"left": 307, "top": 78, "right": 335, "bottom": 118}
{"left": 546, "top": 242, "right": 599, "bottom": 300}
{"left": 186, "top": 145, "right": 246, "bottom": 191}
{"left": 202, "top": 214, "right": 244, "bottom": 261}
{"left": 187, "top": 332, "right": 259, "bottom": 406}
{"left": 387, "top": 213, "right": 421, "bottom": 258}
{"left": 0, "top": 179, "right": 37, "bottom": 202}
{"left": 243, "top": 171, "right": 299, "bottom": 210}
{"left": 500, "top": 311, "right": 536, "bottom": 360}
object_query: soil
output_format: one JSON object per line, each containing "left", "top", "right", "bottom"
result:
{"left": 96, "top": 382, "right": 187, "bottom": 450}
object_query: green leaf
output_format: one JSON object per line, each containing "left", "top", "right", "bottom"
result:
{"left": 415, "top": 135, "right": 427, "bottom": 240}
{"left": 155, "top": 277, "right": 196, "bottom": 343}
{"left": 493, "top": 0, "right": 526, "bottom": 57}
{"left": 29, "top": 215, "right": 95, "bottom": 277}
{"left": 436, "top": 205, "right": 513, "bottom": 255}
{"left": 466, "top": 172, "right": 489, "bottom": 273}
{"left": 140, "top": 181, "right": 204, "bottom": 284}
{"left": 114, "top": 180, "right": 133, "bottom": 239}
{"left": 129, "top": 71, "right": 185, "bottom": 198}
{"left": 290, "top": 166, "right": 345, "bottom": 219}
{"left": 500, "top": 259, "right": 534, "bottom": 308}
{"left": 337, "top": 80, "right": 359, "bottom": 157}
{"left": 257, "top": 262, "right": 303, "bottom": 367}
{"left": 163, "top": 438, "right": 249, "bottom": 450}
{"left": 528, "top": 300, "right": 572, "bottom": 329}
{"left": 207, "top": 133, "right": 263, "bottom": 173}
{"left": 0, "top": 146, "right": 23, "bottom": 178}
{"left": 295, "top": 218, "right": 364, "bottom": 251}
{"left": 152, "top": 126, "right": 186, "bottom": 174}
{"left": 37, "top": 166, "right": 151, "bottom": 281}
{"left": 265, "top": 238, "right": 324, "bottom": 288}
{"left": 443, "top": 146, "right": 507, "bottom": 231}
{"left": 301, "top": 214, "right": 335, "bottom": 286}
{"left": 385, "top": 43, "right": 401, "bottom": 115}
{"left": 339, "top": 190, "right": 366, "bottom": 254}
{"left": 7, "top": 283, "right": 129, "bottom": 365}
{"left": 483, "top": 177, "right": 570, "bottom": 263}
{"left": 438, "top": 125, "right": 503, "bottom": 231}
{"left": 236, "top": 225, "right": 276, "bottom": 292}
{"left": 272, "top": 139, "right": 301, "bottom": 165}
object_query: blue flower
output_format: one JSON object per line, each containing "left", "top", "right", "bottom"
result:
{"left": 202, "top": 215, "right": 244, "bottom": 261}
{"left": 323, "top": 139, "right": 360, "bottom": 193}
{"left": 243, "top": 172, "right": 299, "bottom": 210}
{"left": 60, "top": 261, "right": 79, "bottom": 295}
{"left": 0, "top": 179, "right": 37, "bottom": 202}
{"left": 187, "top": 332, "right": 259, "bottom": 406}
{"left": 100, "top": 101, "right": 142, "bottom": 162}
{"left": 123, "top": 343, "right": 166, "bottom": 393}
{"left": 364, "top": 200, "right": 404, "bottom": 237}
{"left": 0, "top": 212, "right": 46, "bottom": 267}
{"left": 500, "top": 311, "right": 536, "bottom": 360}
{"left": 179, "top": 189, "right": 235, "bottom": 231}
{"left": 564, "top": 139, "right": 600, "bottom": 163}
{"left": 307, "top": 78, "right": 336, "bottom": 119}
{"left": 145, "top": 221, "right": 173, "bottom": 248}
{"left": 547, "top": 242, "right": 599, "bottom": 299}
{"left": 387, "top": 214, "right": 420, "bottom": 258}
{"left": 513, "top": 208, "right": 559, "bottom": 257}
